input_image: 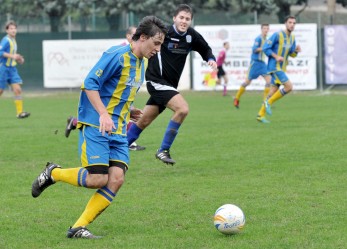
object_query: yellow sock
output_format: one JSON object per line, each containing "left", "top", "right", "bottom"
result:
{"left": 263, "top": 87, "right": 270, "bottom": 100}
{"left": 52, "top": 167, "right": 87, "bottom": 187}
{"left": 258, "top": 104, "right": 266, "bottom": 117}
{"left": 72, "top": 187, "right": 115, "bottom": 228}
{"left": 268, "top": 89, "right": 283, "bottom": 105}
{"left": 235, "top": 86, "right": 246, "bottom": 100}
{"left": 14, "top": 98, "right": 23, "bottom": 115}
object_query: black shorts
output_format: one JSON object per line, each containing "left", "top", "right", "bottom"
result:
{"left": 146, "top": 81, "right": 179, "bottom": 113}
{"left": 217, "top": 66, "right": 225, "bottom": 78}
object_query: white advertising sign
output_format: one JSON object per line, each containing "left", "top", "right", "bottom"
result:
{"left": 195, "top": 57, "right": 316, "bottom": 91}
{"left": 43, "top": 39, "right": 125, "bottom": 88}
{"left": 194, "top": 24, "right": 317, "bottom": 58}
{"left": 43, "top": 39, "right": 190, "bottom": 90}
{"left": 193, "top": 24, "right": 317, "bottom": 90}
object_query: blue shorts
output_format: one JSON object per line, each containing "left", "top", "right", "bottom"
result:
{"left": 270, "top": 71, "right": 289, "bottom": 85}
{"left": 0, "top": 66, "right": 22, "bottom": 89}
{"left": 79, "top": 125, "right": 129, "bottom": 173}
{"left": 247, "top": 60, "right": 268, "bottom": 80}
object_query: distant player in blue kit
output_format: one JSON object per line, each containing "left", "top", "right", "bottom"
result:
{"left": 0, "top": 20, "right": 30, "bottom": 118}
{"left": 234, "top": 24, "right": 271, "bottom": 109}
{"left": 126, "top": 4, "right": 217, "bottom": 165}
{"left": 257, "top": 16, "right": 301, "bottom": 123}
{"left": 31, "top": 16, "right": 167, "bottom": 239}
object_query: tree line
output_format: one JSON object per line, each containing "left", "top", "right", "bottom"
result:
{"left": 0, "top": 0, "right": 346, "bottom": 32}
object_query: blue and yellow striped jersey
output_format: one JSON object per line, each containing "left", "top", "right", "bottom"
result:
{"left": 78, "top": 44, "right": 148, "bottom": 135}
{"left": 251, "top": 35, "right": 267, "bottom": 62}
{"left": 263, "top": 30, "right": 297, "bottom": 72}
{"left": 0, "top": 35, "right": 18, "bottom": 67}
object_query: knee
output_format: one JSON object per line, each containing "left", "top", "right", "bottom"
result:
{"left": 242, "top": 80, "right": 251, "bottom": 87}
{"left": 86, "top": 174, "right": 108, "bottom": 188}
{"left": 284, "top": 83, "right": 293, "bottom": 92}
{"left": 108, "top": 174, "right": 125, "bottom": 189}
{"left": 138, "top": 117, "right": 152, "bottom": 129}
{"left": 177, "top": 106, "right": 189, "bottom": 119}
{"left": 12, "top": 87, "right": 22, "bottom": 96}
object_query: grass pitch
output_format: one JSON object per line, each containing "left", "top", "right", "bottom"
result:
{"left": 0, "top": 90, "right": 346, "bottom": 249}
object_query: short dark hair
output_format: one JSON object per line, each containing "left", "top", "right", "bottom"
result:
{"left": 5, "top": 20, "right": 17, "bottom": 30}
{"left": 261, "top": 24, "right": 269, "bottom": 28}
{"left": 284, "top": 15, "right": 296, "bottom": 23}
{"left": 126, "top": 26, "right": 136, "bottom": 36}
{"left": 174, "top": 4, "right": 193, "bottom": 19}
{"left": 132, "top": 16, "right": 167, "bottom": 41}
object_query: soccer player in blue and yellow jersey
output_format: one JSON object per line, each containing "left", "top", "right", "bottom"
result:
{"left": 257, "top": 16, "right": 301, "bottom": 123}
{"left": 0, "top": 20, "right": 30, "bottom": 118}
{"left": 127, "top": 4, "right": 217, "bottom": 165}
{"left": 234, "top": 24, "right": 271, "bottom": 109}
{"left": 64, "top": 26, "right": 147, "bottom": 151}
{"left": 31, "top": 16, "right": 167, "bottom": 239}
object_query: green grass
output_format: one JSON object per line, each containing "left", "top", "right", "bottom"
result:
{"left": 0, "top": 90, "right": 346, "bottom": 249}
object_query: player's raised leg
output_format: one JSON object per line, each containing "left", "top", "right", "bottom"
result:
{"left": 31, "top": 162, "right": 62, "bottom": 197}
{"left": 267, "top": 81, "right": 292, "bottom": 106}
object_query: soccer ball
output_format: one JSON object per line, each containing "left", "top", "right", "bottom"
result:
{"left": 213, "top": 204, "right": 245, "bottom": 235}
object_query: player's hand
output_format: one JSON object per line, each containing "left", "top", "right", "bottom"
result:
{"left": 14, "top": 54, "right": 25, "bottom": 64}
{"left": 130, "top": 107, "right": 143, "bottom": 122}
{"left": 295, "top": 45, "right": 301, "bottom": 53}
{"left": 208, "top": 60, "right": 218, "bottom": 71}
{"left": 99, "top": 112, "right": 116, "bottom": 136}
{"left": 274, "top": 55, "right": 284, "bottom": 62}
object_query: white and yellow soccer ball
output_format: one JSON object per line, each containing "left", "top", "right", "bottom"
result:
{"left": 213, "top": 204, "right": 245, "bottom": 235}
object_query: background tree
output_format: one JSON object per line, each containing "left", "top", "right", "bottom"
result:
{"left": 66, "top": 0, "right": 95, "bottom": 32}
{"left": 35, "top": 0, "right": 67, "bottom": 32}
{"left": 99, "top": 0, "right": 235, "bottom": 30}
{"left": 0, "top": 0, "right": 37, "bottom": 24}
{"left": 98, "top": 0, "right": 180, "bottom": 30}
{"left": 238, "top": 0, "right": 308, "bottom": 23}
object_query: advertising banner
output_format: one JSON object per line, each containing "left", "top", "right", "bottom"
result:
{"left": 193, "top": 24, "right": 317, "bottom": 90}
{"left": 195, "top": 57, "right": 316, "bottom": 91}
{"left": 43, "top": 39, "right": 190, "bottom": 90}
{"left": 324, "top": 25, "right": 347, "bottom": 84}
{"left": 43, "top": 39, "right": 124, "bottom": 88}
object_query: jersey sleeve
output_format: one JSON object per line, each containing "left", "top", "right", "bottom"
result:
{"left": 252, "top": 36, "right": 261, "bottom": 53}
{"left": 263, "top": 32, "right": 278, "bottom": 57}
{"left": 0, "top": 38, "right": 9, "bottom": 57}
{"left": 82, "top": 50, "right": 122, "bottom": 91}
{"left": 289, "top": 37, "right": 298, "bottom": 58}
{"left": 191, "top": 29, "right": 216, "bottom": 62}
